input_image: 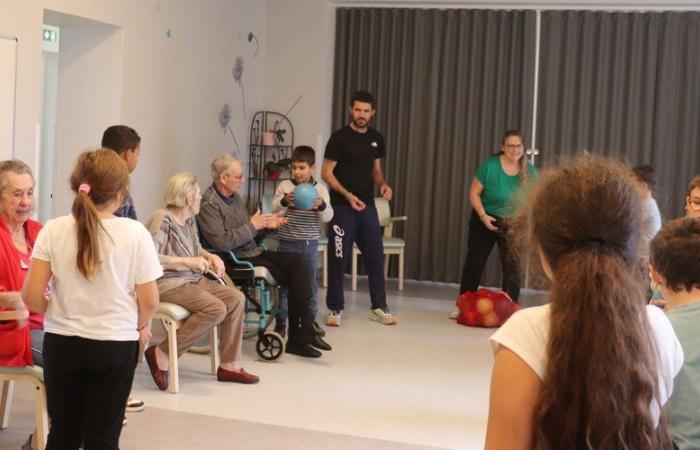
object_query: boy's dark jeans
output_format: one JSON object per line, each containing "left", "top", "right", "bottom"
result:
{"left": 275, "top": 239, "right": 319, "bottom": 322}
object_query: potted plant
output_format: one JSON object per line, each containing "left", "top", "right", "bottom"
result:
{"left": 262, "top": 120, "right": 287, "bottom": 146}
{"left": 264, "top": 157, "right": 291, "bottom": 180}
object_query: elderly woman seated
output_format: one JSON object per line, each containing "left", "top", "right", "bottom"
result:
{"left": 0, "top": 160, "right": 44, "bottom": 450}
{"left": 144, "top": 173, "right": 258, "bottom": 390}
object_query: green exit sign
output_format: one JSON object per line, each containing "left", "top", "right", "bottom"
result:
{"left": 42, "top": 25, "right": 59, "bottom": 53}
{"left": 42, "top": 29, "right": 57, "bottom": 42}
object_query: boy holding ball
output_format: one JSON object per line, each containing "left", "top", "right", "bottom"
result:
{"left": 272, "top": 146, "right": 333, "bottom": 344}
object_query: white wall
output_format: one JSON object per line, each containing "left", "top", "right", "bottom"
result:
{"left": 1, "top": 0, "right": 267, "bottom": 219}
{"left": 52, "top": 23, "right": 123, "bottom": 215}
{"left": 264, "top": 0, "right": 334, "bottom": 174}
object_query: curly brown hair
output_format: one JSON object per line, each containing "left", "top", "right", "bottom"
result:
{"left": 650, "top": 218, "right": 700, "bottom": 293}
{"left": 512, "top": 155, "right": 672, "bottom": 450}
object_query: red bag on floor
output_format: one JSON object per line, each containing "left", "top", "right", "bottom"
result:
{"left": 456, "top": 288, "right": 520, "bottom": 328}
{"left": 0, "top": 310, "right": 33, "bottom": 367}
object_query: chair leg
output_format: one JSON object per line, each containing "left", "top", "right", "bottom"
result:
{"left": 384, "top": 253, "right": 389, "bottom": 278}
{"left": 351, "top": 248, "right": 358, "bottom": 291}
{"left": 33, "top": 381, "right": 48, "bottom": 449}
{"left": 0, "top": 380, "right": 14, "bottom": 429}
{"left": 398, "top": 249, "right": 404, "bottom": 291}
{"left": 210, "top": 325, "right": 220, "bottom": 375}
{"left": 164, "top": 319, "right": 179, "bottom": 394}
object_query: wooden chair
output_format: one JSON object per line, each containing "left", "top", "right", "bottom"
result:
{"left": 0, "top": 310, "right": 48, "bottom": 449}
{"left": 351, "top": 198, "right": 407, "bottom": 291}
{"left": 145, "top": 303, "right": 220, "bottom": 394}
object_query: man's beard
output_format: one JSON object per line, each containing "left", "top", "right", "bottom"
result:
{"left": 352, "top": 118, "right": 367, "bottom": 128}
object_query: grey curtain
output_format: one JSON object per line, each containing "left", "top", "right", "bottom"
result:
{"left": 537, "top": 11, "right": 700, "bottom": 218}
{"left": 332, "top": 8, "right": 536, "bottom": 284}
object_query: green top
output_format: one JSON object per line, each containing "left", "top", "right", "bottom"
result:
{"left": 666, "top": 301, "right": 700, "bottom": 450}
{"left": 475, "top": 155, "right": 537, "bottom": 218}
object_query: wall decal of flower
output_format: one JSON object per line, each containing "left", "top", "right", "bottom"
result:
{"left": 232, "top": 57, "right": 246, "bottom": 119}
{"left": 247, "top": 32, "right": 260, "bottom": 57}
{"left": 219, "top": 104, "right": 240, "bottom": 156}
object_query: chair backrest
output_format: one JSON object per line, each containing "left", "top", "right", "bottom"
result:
{"left": 374, "top": 197, "right": 392, "bottom": 227}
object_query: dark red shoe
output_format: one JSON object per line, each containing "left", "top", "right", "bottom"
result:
{"left": 216, "top": 367, "right": 260, "bottom": 384}
{"left": 144, "top": 346, "right": 169, "bottom": 391}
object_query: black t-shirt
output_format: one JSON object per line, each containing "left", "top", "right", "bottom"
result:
{"left": 324, "top": 125, "right": 386, "bottom": 207}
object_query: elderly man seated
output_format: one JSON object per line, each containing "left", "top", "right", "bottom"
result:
{"left": 197, "top": 155, "right": 330, "bottom": 358}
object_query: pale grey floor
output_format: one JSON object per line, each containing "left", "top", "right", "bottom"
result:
{"left": 0, "top": 278, "right": 547, "bottom": 450}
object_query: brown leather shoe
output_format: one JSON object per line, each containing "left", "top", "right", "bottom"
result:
{"left": 144, "top": 346, "right": 169, "bottom": 391}
{"left": 216, "top": 367, "right": 260, "bottom": 384}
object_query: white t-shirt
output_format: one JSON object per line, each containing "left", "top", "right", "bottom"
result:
{"left": 32, "top": 215, "right": 163, "bottom": 341}
{"left": 490, "top": 304, "right": 684, "bottom": 425}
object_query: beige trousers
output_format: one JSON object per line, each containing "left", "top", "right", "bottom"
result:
{"left": 158, "top": 278, "right": 245, "bottom": 364}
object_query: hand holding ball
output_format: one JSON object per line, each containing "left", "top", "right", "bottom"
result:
{"left": 294, "top": 183, "right": 318, "bottom": 210}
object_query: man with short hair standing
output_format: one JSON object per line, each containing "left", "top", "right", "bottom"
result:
{"left": 322, "top": 91, "right": 396, "bottom": 327}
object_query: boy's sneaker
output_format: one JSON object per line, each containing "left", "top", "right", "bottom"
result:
{"left": 285, "top": 340, "right": 322, "bottom": 358}
{"left": 326, "top": 310, "right": 341, "bottom": 327}
{"left": 370, "top": 307, "right": 397, "bottom": 325}
{"left": 449, "top": 308, "right": 460, "bottom": 320}
{"left": 126, "top": 397, "right": 145, "bottom": 412}
{"left": 312, "top": 320, "right": 326, "bottom": 336}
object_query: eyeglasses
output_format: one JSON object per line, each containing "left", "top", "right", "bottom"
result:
{"left": 689, "top": 198, "right": 700, "bottom": 210}
{"left": 505, "top": 144, "right": 524, "bottom": 149}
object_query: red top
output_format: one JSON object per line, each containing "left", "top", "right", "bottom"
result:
{"left": 16, "top": 250, "right": 44, "bottom": 330}
{"left": 0, "top": 217, "right": 44, "bottom": 330}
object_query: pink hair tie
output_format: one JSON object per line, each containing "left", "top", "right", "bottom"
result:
{"left": 78, "top": 183, "right": 91, "bottom": 194}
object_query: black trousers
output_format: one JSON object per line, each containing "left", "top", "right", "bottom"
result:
{"left": 235, "top": 250, "right": 315, "bottom": 343}
{"left": 459, "top": 211, "right": 521, "bottom": 301}
{"left": 43, "top": 333, "right": 138, "bottom": 450}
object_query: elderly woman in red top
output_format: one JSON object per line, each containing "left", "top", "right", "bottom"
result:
{"left": 0, "top": 160, "right": 43, "bottom": 450}
{"left": 0, "top": 160, "right": 44, "bottom": 358}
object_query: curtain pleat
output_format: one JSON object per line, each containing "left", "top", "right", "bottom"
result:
{"left": 537, "top": 11, "right": 700, "bottom": 218}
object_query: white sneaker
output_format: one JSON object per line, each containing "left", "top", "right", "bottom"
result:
{"left": 326, "top": 310, "right": 341, "bottom": 327}
{"left": 449, "top": 308, "right": 460, "bottom": 320}
{"left": 370, "top": 308, "right": 397, "bottom": 325}
{"left": 125, "top": 397, "right": 145, "bottom": 412}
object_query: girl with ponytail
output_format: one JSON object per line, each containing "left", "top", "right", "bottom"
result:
{"left": 484, "top": 156, "right": 683, "bottom": 450}
{"left": 22, "top": 149, "right": 163, "bottom": 449}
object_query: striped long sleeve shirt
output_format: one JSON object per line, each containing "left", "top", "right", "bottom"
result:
{"left": 272, "top": 179, "right": 333, "bottom": 241}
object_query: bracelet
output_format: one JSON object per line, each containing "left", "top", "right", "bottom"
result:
{"left": 137, "top": 323, "right": 148, "bottom": 332}
{"left": 479, "top": 213, "right": 487, "bottom": 220}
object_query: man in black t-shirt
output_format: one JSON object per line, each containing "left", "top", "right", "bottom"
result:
{"left": 322, "top": 91, "right": 397, "bottom": 327}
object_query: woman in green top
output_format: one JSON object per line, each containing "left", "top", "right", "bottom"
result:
{"left": 457, "top": 130, "right": 536, "bottom": 306}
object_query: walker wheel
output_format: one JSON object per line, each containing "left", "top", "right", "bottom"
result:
{"left": 256, "top": 331, "right": 285, "bottom": 361}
